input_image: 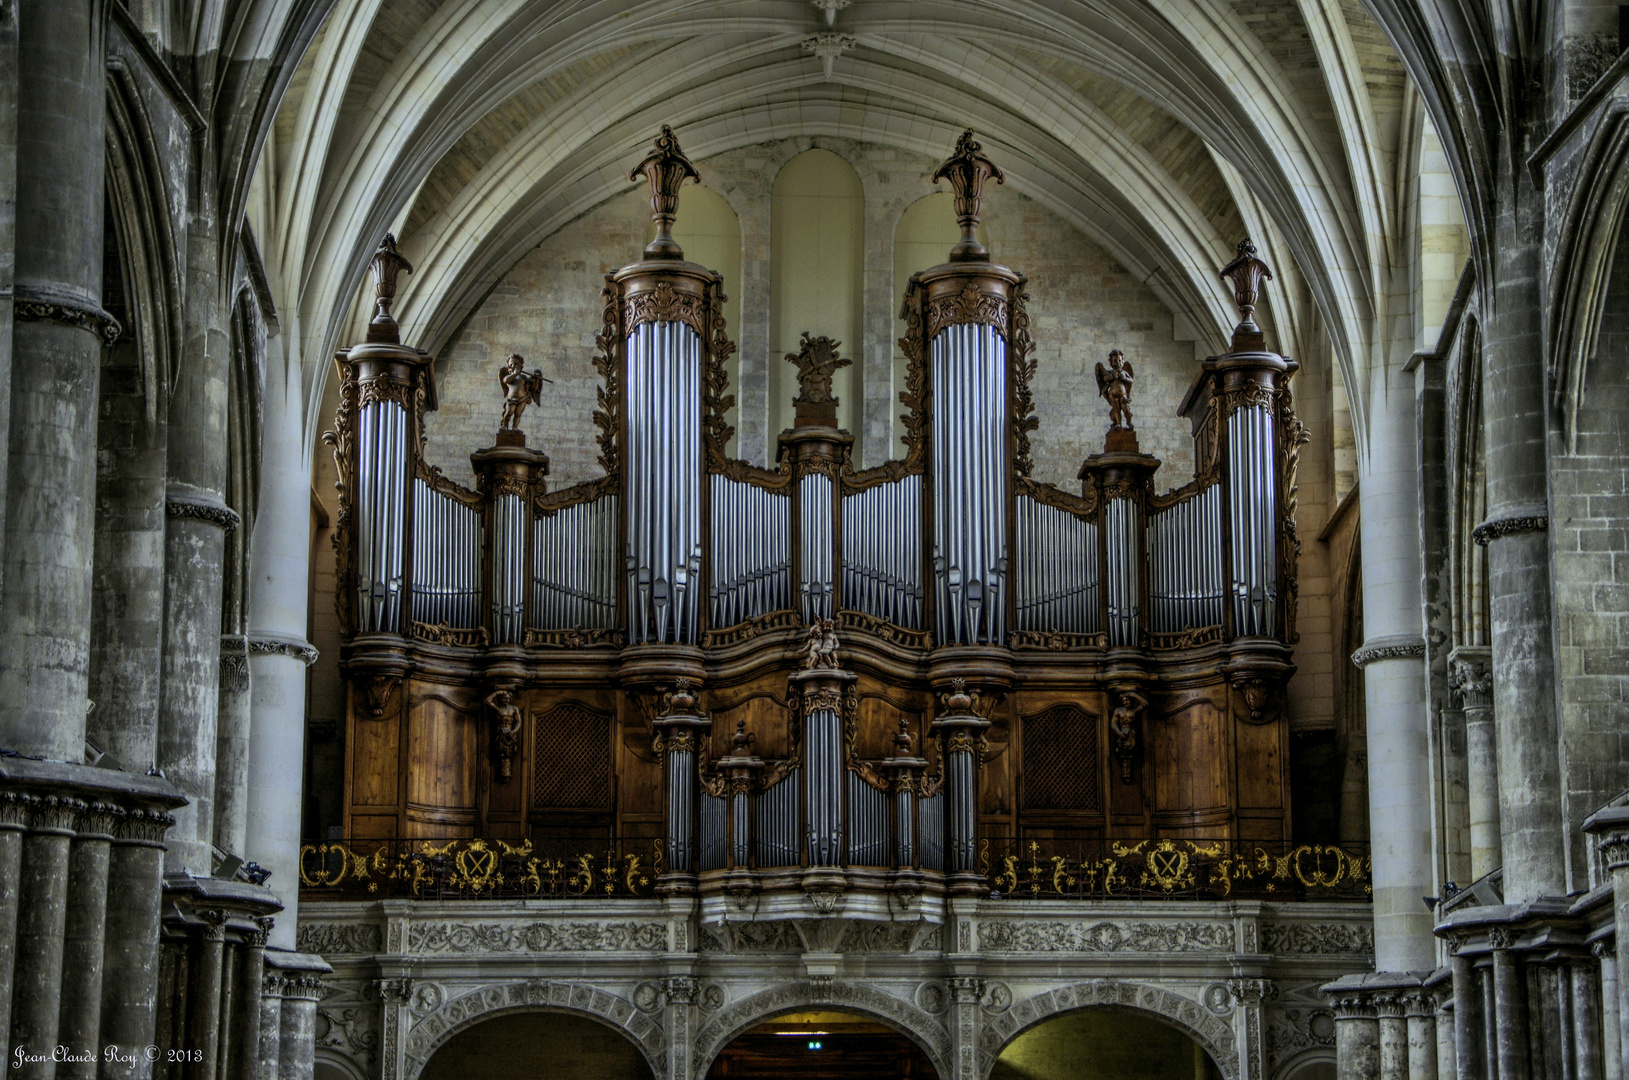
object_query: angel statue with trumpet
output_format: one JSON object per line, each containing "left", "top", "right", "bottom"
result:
{"left": 498, "top": 353, "right": 553, "bottom": 430}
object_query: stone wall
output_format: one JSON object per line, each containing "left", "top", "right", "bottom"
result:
{"left": 422, "top": 138, "right": 1205, "bottom": 495}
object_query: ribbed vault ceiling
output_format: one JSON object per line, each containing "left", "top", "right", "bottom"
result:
{"left": 253, "top": 0, "right": 1420, "bottom": 444}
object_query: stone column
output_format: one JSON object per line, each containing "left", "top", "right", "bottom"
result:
{"left": 231, "top": 919, "right": 271, "bottom": 1080}
{"left": 244, "top": 348, "right": 318, "bottom": 950}
{"left": 374, "top": 975, "right": 412, "bottom": 1080}
{"left": 1575, "top": 957, "right": 1605, "bottom": 1080}
{"left": 1584, "top": 809, "right": 1629, "bottom": 1079}
{"left": 190, "top": 911, "right": 229, "bottom": 1080}
{"left": 1227, "top": 978, "right": 1270, "bottom": 1079}
{"left": 1599, "top": 942, "right": 1622, "bottom": 1080}
{"left": 1374, "top": 992, "right": 1407, "bottom": 1080}
{"left": 1402, "top": 990, "right": 1437, "bottom": 1080}
{"left": 662, "top": 975, "right": 697, "bottom": 1080}
{"left": 100, "top": 808, "right": 174, "bottom": 1078}
{"left": 276, "top": 972, "right": 321, "bottom": 1080}
{"left": 1432, "top": 987, "right": 1456, "bottom": 1080}
{"left": 1450, "top": 948, "right": 1485, "bottom": 1079}
{"left": 0, "top": 0, "right": 115, "bottom": 760}
{"left": 1482, "top": 136, "right": 1562, "bottom": 903}
{"left": 214, "top": 637, "right": 251, "bottom": 857}
{"left": 1332, "top": 992, "right": 1379, "bottom": 1080}
{"left": 1489, "top": 928, "right": 1531, "bottom": 1080}
{"left": 255, "top": 974, "right": 284, "bottom": 1080}
{"left": 11, "top": 796, "right": 78, "bottom": 1078}
{"left": 948, "top": 974, "right": 983, "bottom": 1080}
{"left": 1356, "top": 353, "right": 1434, "bottom": 972}
{"left": 56, "top": 802, "right": 116, "bottom": 1079}
{"left": 0, "top": 794, "right": 25, "bottom": 1063}
{"left": 1449, "top": 647, "right": 1499, "bottom": 880}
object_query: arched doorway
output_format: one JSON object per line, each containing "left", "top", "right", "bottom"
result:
{"left": 991, "top": 1009, "right": 1223, "bottom": 1079}
{"left": 418, "top": 1011, "right": 655, "bottom": 1079}
{"left": 706, "top": 1009, "right": 940, "bottom": 1077}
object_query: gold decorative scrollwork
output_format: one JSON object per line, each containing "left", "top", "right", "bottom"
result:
{"left": 523, "top": 626, "right": 625, "bottom": 649}
{"left": 1147, "top": 470, "right": 1220, "bottom": 511}
{"left": 700, "top": 609, "right": 802, "bottom": 647}
{"left": 535, "top": 475, "right": 618, "bottom": 515}
{"left": 1016, "top": 475, "right": 1098, "bottom": 519}
{"left": 1147, "top": 625, "right": 1224, "bottom": 650}
{"left": 624, "top": 281, "right": 709, "bottom": 340}
{"left": 981, "top": 838, "right": 1371, "bottom": 900}
{"left": 356, "top": 376, "right": 414, "bottom": 410}
{"left": 1007, "top": 629, "right": 1108, "bottom": 652}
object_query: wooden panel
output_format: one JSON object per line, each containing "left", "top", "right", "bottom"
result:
{"left": 407, "top": 690, "right": 478, "bottom": 813}
{"left": 1234, "top": 715, "right": 1285, "bottom": 811}
{"left": 348, "top": 813, "right": 398, "bottom": 840}
{"left": 349, "top": 713, "right": 400, "bottom": 809}
{"left": 1152, "top": 694, "right": 1228, "bottom": 816}
{"left": 709, "top": 686, "right": 792, "bottom": 760}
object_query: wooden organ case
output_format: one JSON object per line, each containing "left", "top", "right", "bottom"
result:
{"left": 324, "top": 128, "right": 1312, "bottom": 905}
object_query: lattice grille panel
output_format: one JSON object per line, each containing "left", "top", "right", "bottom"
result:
{"left": 532, "top": 704, "right": 612, "bottom": 809}
{"left": 1022, "top": 705, "right": 1100, "bottom": 811}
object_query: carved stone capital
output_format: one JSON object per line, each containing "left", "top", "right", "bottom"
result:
{"left": 1228, "top": 978, "right": 1275, "bottom": 1005}
{"left": 1486, "top": 927, "right": 1513, "bottom": 950}
{"left": 948, "top": 976, "right": 984, "bottom": 1005}
{"left": 663, "top": 975, "right": 699, "bottom": 1006}
{"left": 199, "top": 908, "right": 230, "bottom": 944}
{"left": 247, "top": 634, "right": 320, "bottom": 667}
{"left": 1598, "top": 831, "right": 1629, "bottom": 871}
{"left": 376, "top": 977, "right": 414, "bottom": 1006}
{"left": 1448, "top": 647, "right": 1492, "bottom": 710}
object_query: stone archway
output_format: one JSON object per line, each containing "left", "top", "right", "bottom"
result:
{"left": 694, "top": 981, "right": 951, "bottom": 1079}
{"left": 403, "top": 981, "right": 666, "bottom": 1080}
{"left": 979, "top": 981, "right": 1239, "bottom": 1080}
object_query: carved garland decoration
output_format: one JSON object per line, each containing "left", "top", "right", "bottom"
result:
{"left": 1349, "top": 640, "right": 1426, "bottom": 668}
{"left": 1279, "top": 386, "right": 1310, "bottom": 642}
{"left": 1472, "top": 513, "right": 1549, "bottom": 546}
{"left": 623, "top": 281, "right": 708, "bottom": 340}
{"left": 323, "top": 360, "right": 357, "bottom": 633}
{"left": 1010, "top": 282, "right": 1039, "bottom": 478}
{"left": 12, "top": 289, "right": 122, "bottom": 346}
{"left": 592, "top": 276, "right": 622, "bottom": 478}
{"left": 1016, "top": 474, "right": 1099, "bottom": 519}
{"left": 925, "top": 281, "right": 1008, "bottom": 340}
{"left": 166, "top": 496, "right": 242, "bottom": 532}
{"left": 357, "top": 376, "right": 414, "bottom": 410}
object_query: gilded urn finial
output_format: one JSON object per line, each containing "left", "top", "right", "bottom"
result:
{"left": 932, "top": 130, "right": 1004, "bottom": 262}
{"left": 631, "top": 125, "right": 700, "bottom": 260}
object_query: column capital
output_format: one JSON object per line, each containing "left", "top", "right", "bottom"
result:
{"left": 1582, "top": 806, "right": 1629, "bottom": 869}
{"left": 1448, "top": 646, "right": 1493, "bottom": 710}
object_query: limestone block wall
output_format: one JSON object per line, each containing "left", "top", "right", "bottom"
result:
{"left": 421, "top": 139, "right": 1204, "bottom": 493}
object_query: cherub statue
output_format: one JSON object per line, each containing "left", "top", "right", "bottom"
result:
{"left": 1109, "top": 689, "right": 1147, "bottom": 784}
{"left": 1095, "top": 349, "right": 1135, "bottom": 430}
{"left": 801, "top": 617, "right": 841, "bottom": 669}
{"left": 485, "top": 687, "right": 523, "bottom": 782}
{"left": 498, "top": 353, "right": 551, "bottom": 430}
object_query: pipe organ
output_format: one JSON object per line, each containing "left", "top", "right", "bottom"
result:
{"left": 329, "top": 128, "right": 1310, "bottom": 906}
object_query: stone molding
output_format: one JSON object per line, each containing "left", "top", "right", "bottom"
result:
{"left": 1260, "top": 921, "right": 1373, "bottom": 956}
{"left": 247, "top": 632, "right": 320, "bottom": 667}
{"left": 166, "top": 491, "right": 242, "bottom": 532}
{"left": 219, "top": 635, "right": 250, "bottom": 693}
{"left": 8, "top": 284, "right": 122, "bottom": 345}
{"left": 1472, "top": 508, "right": 1549, "bottom": 546}
{"left": 1350, "top": 635, "right": 1426, "bottom": 668}
{"left": 978, "top": 919, "right": 1235, "bottom": 953}
{"left": 406, "top": 920, "right": 668, "bottom": 954}
{"left": 979, "top": 980, "right": 1239, "bottom": 1080}
{"left": 403, "top": 981, "right": 664, "bottom": 1080}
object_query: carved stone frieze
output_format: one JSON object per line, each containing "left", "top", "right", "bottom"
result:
{"left": 1260, "top": 921, "right": 1374, "bottom": 956}
{"left": 12, "top": 286, "right": 122, "bottom": 345}
{"left": 977, "top": 920, "right": 1235, "bottom": 953}
{"left": 1473, "top": 512, "right": 1548, "bottom": 546}
{"left": 406, "top": 921, "right": 668, "bottom": 954}
{"left": 317, "top": 1006, "right": 380, "bottom": 1067}
{"left": 297, "top": 921, "right": 384, "bottom": 956}
{"left": 1265, "top": 1007, "right": 1337, "bottom": 1069}
{"left": 1350, "top": 637, "right": 1425, "bottom": 668}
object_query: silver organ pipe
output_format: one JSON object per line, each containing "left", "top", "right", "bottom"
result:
{"left": 531, "top": 495, "right": 618, "bottom": 630}
{"left": 356, "top": 398, "right": 408, "bottom": 633}
{"left": 410, "top": 481, "right": 483, "bottom": 628}
{"left": 754, "top": 770, "right": 800, "bottom": 867}
{"left": 840, "top": 475, "right": 923, "bottom": 628}
{"left": 1227, "top": 403, "right": 1277, "bottom": 636}
{"left": 699, "top": 792, "right": 727, "bottom": 871}
{"left": 846, "top": 772, "right": 889, "bottom": 866}
{"left": 931, "top": 323, "right": 1008, "bottom": 645}
{"left": 1104, "top": 494, "right": 1139, "bottom": 646}
{"left": 490, "top": 492, "right": 527, "bottom": 644}
{"left": 1013, "top": 495, "right": 1100, "bottom": 634}
{"left": 805, "top": 702, "right": 842, "bottom": 866}
{"left": 918, "top": 791, "right": 944, "bottom": 872}
{"left": 625, "top": 320, "right": 703, "bottom": 644}
{"left": 1145, "top": 484, "right": 1224, "bottom": 634}
{"left": 709, "top": 476, "right": 791, "bottom": 626}
{"left": 799, "top": 473, "right": 834, "bottom": 622}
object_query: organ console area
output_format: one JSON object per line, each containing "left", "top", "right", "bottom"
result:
{"left": 319, "top": 126, "right": 1314, "bottom": 905}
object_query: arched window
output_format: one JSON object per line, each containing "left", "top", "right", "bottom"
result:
{"left": 771, "top": 149, "right": 864, "bottom": 444}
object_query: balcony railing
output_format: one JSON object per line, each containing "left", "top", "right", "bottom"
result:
{"left": 980, "top": 838, "right": 1372, "bottom": 902}
{"left": 298, "top": 837, "right": 662, "bottom": 900}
